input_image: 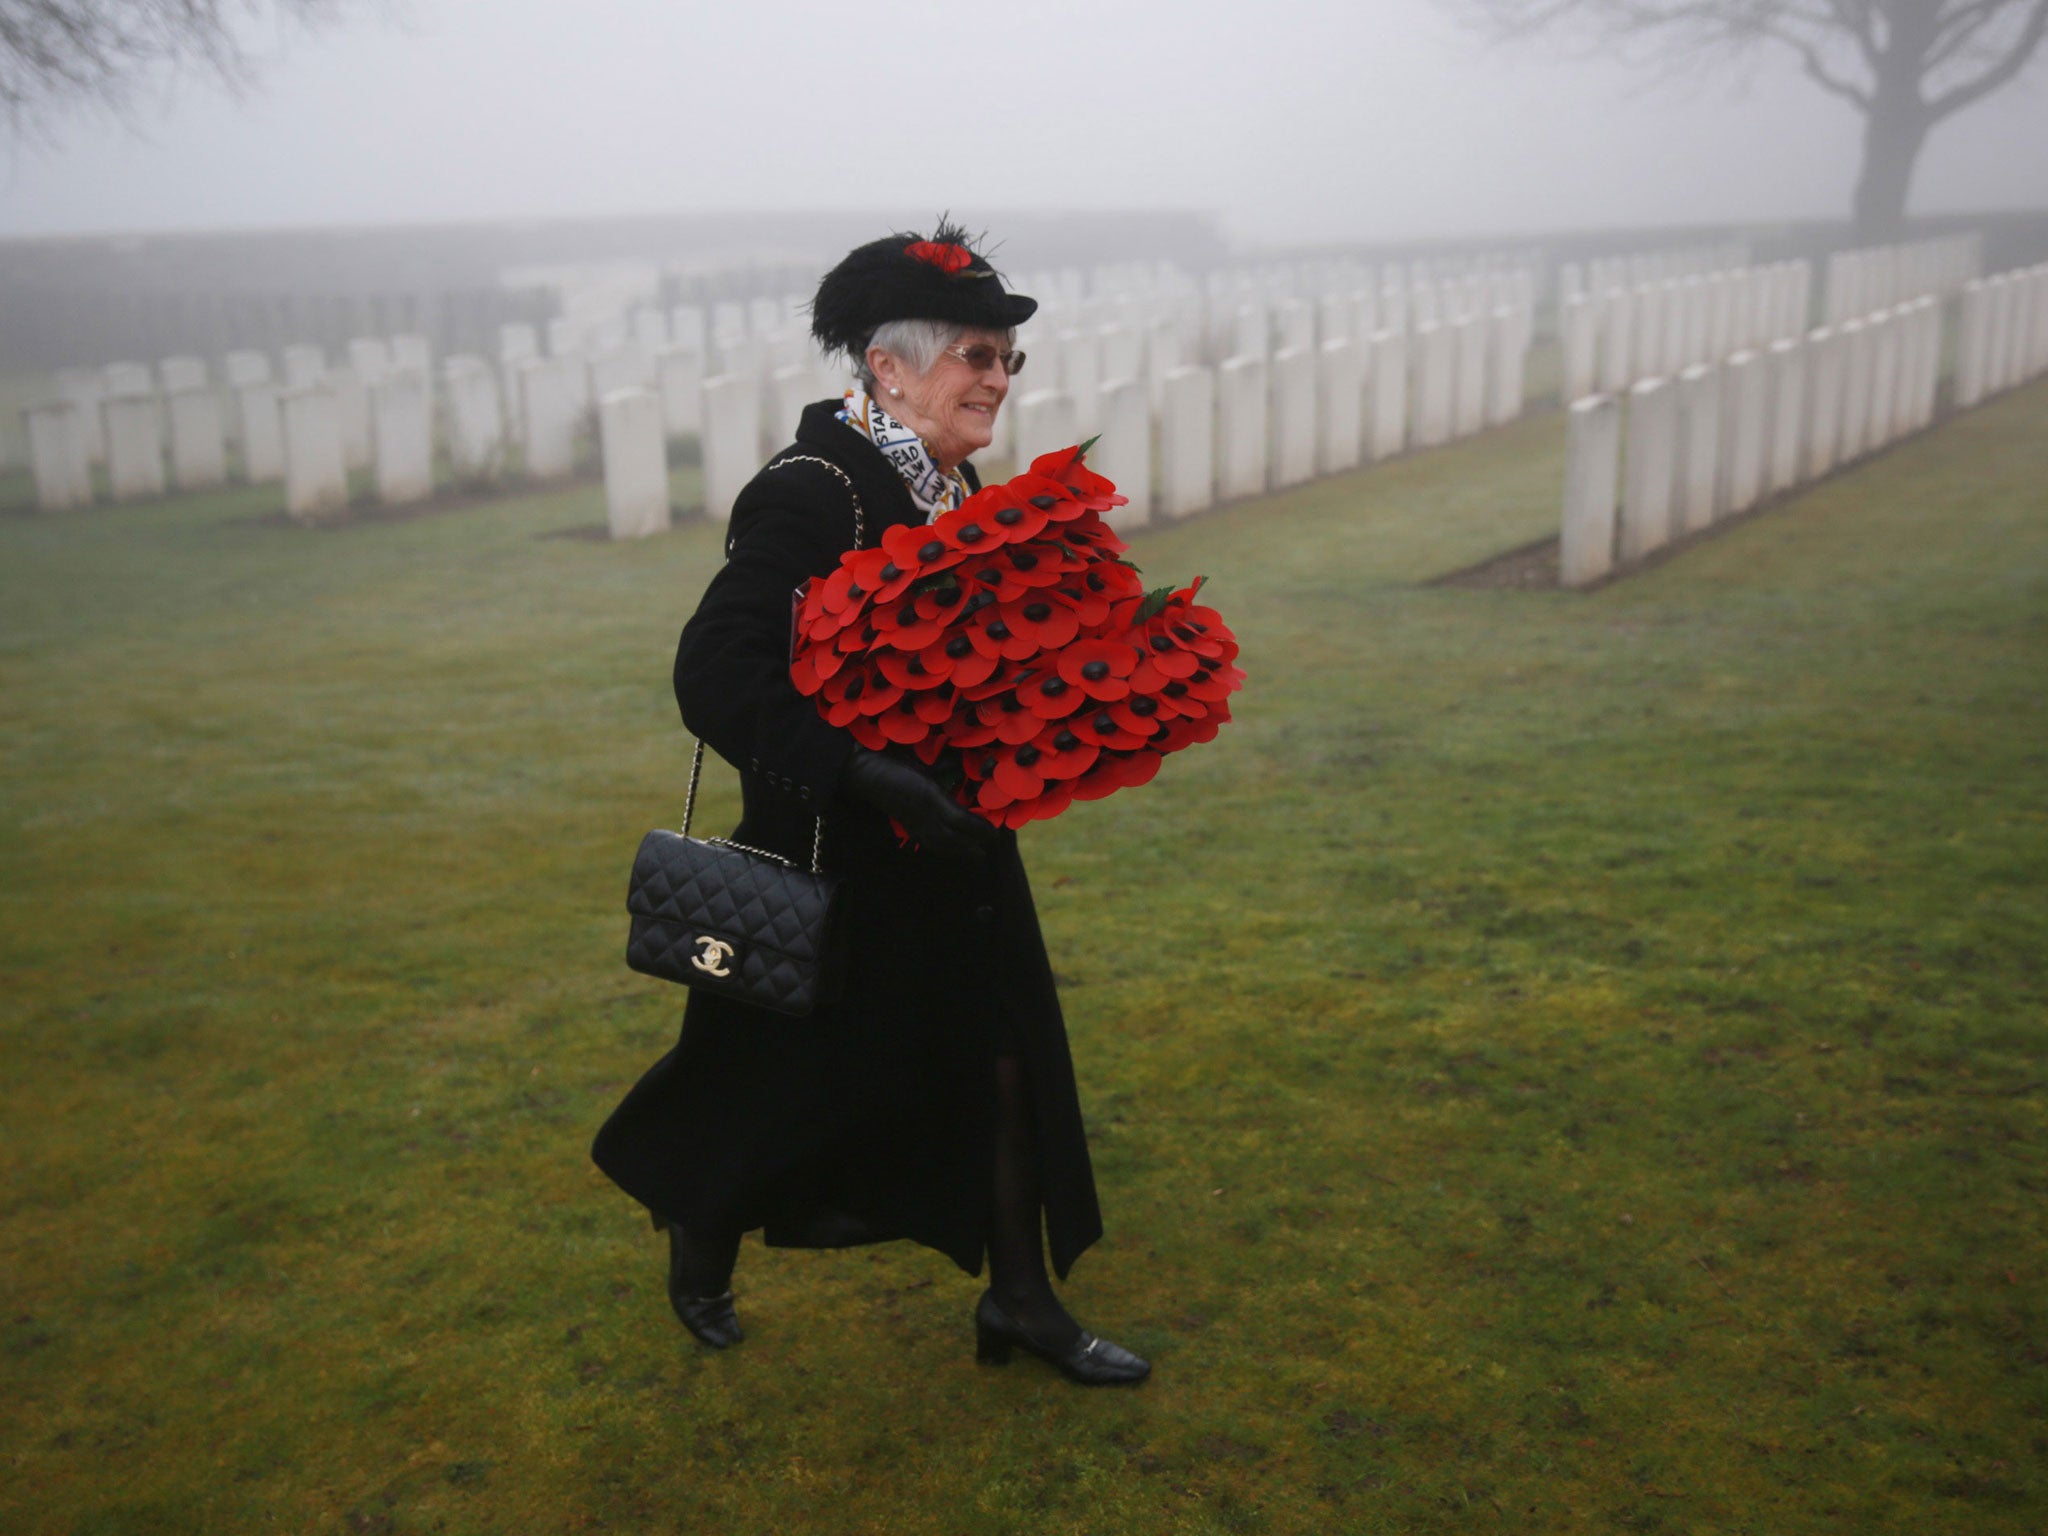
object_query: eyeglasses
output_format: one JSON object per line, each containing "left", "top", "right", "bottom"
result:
{"left": 941, "top": 343, "right": 1027, "bottom": 377}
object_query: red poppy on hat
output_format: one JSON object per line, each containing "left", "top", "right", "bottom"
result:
{"left": 905, "top": 240, "right": 973, "bottom": 274}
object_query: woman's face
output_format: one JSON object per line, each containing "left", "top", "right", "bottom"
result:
{"left": 868, "top": 326, "right": 1013, "bottom": 470}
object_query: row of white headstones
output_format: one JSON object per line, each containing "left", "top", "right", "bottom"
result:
{"left": 603, "top": 285, "right": 1541, "bottom": 541}
{"left": 21, "top": 257, "right": 1545, "bottom": 535}
{"left": 1557, "top": 262, "right": 2048, "bottom": 587}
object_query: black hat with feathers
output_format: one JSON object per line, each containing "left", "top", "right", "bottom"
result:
{"left": 810, "top": 218, "right": 1037, "bottom": 360}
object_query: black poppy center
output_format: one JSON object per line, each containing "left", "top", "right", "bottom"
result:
{"left": 1130, "top": 696, "right": 1158, "bottom": 716}
{"left": 918, "top": 540, "right": 944, "bottom": 562}
{"left": 845, "top": 676, "right": 865, "bottom": 698}
{"left": 986, "top": 620, "right": 1011, "bottom": 640}
{"left": 1028, "top": 494, "right": 1058, "bottom": 510}
{"left": 1151, "top": 635, "right": 1176, "bottom": 651}
{"left": 1011, "top": 550, "right": 1039, "bottom": 571}
{"left": 1040, "top": 676, "right": 1068, "bottom": 697}
{"left": 1023, "top": 602, "right": 1052, "bottom": 622}
{"left": 1054, "top": 730, "right": 1080, "bottom": 751}
{"left": 1015, "top": 745, "right": 1042, "bottom": 766}
{"left": 1093, "top": 712, "right": 1116, "bottom": 733}
{"left": 995, "top": 506, "right": 1024, "bottom": 525}
{"left": 1082, "top": 660, "right": 1109, "bottom": 681}
{"left": 957, "top": 525, "right": 986, "bottom": 544}
{"left": 945, "top": 636, "right": 973, "bottom": 658}
{"left": 880, "top": 562, "right": 901, "bottom": 581}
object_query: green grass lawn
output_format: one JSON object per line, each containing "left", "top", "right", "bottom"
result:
{"left": 3, "top": 383, "right": 2044, "bottom": 1535}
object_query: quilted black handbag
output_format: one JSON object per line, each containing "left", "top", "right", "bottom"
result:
{"left": 623, "top": 455, "right": 862, "bottom": 1018}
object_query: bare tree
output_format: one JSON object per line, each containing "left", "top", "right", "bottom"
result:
{"left": 1, "top": 0, "right": 358, "bottom": 143}
{"left": 1450, "top": 0, "right": 2048, "bottom": 238}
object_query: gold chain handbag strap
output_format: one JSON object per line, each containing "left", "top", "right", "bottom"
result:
{"left": 678, "top": 454, "right": 866, "bottom": 876}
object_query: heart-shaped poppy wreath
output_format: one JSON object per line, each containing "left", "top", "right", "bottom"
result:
{"left": 792, "top": 444, "right": 1244, "bottom": 831}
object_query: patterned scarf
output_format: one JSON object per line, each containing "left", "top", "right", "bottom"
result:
{"left": 837, "top": 386, "right": 971, "bottom": 523}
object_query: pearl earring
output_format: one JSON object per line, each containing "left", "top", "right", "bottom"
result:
{"left": 888, "top": 387, "right": 902, "bottom": 397}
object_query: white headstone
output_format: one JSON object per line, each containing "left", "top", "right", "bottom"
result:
{"left": 26, "top": 399, "right": 92, "bottom": 511}
{"left": 1098, "top": 323, "right": 1144, "bottom": 392}
{"left": 371, "top": 370, "right": 433, "bottom": 505}
{"left": 1366, "top": 330, "right": 1407, "bottom": 460}
{"left": 631, "top": 307, "right": 670, "bottom": 354}
{"left": 699, "top": 373, "right": 763, "bottom": 522}
{"left": 1954, "top": 281, "right": 1989, "bottom": 410}
{"left": 390, "top": 334, "right": 432, "bottom": 376}
{"left": 237, "top": 382, "right": 286, "bottom": 484}
{"left": 444, "top": 357, "right": 504, "bottom": 482}
{"left": 281, "top": 385, "right": 349, "bottom": 524}
{"left": 1092, "top": 378, "right": 1152, "bottom": 531}
{"left": 347, "top": 337, "right": 391, "bottom": 387}
{"left": 1486, "top": 308, "right": 1526, "bottom": 426}
{"left": 224, "top": 350, "right": 271, "bottom": 389}
{"left": 102, "top": 361, "right": 153, "bottom": 397}
{"left": 1012, "top": 387, "right": 1079, "bottom": 468}
{"left": 1560, "top": 395, "right": 1621, "bottom": 588}
{"left": 1866, "top": 310, "right": 1902, "bottom": 449}
{"left": 1216, "top": 356, "right": 1269, "bottom": 500}
{"left": 1803, "top": 328, "right": 1845, "bottom": 481}
{"left": 520, "top": 356, "right": 581, "bottom": 480}
{"left": 656, "top": 347, "right": 705, "bottom": 437}
{"left": 1720, "top": 350, "right": 1768, "bottom": 516}
{"left": 282, "top": 344, "right": 325, "bottom": 389}
{"left": 1158, "top": 365, "right": 1215, "bottom": 520}
{"left": 1764, "top": 338, "right": 1806, "bottom": 495}
{"left": 1674, "top": 364, "right": 1722, "bottom": 534}
{"left": 1450, "top": 318, "right": 1488, "bottom": 438}
{"left": 329, "top": 367, "right": 372, "bottom": 472}
{"left": 103, "top": 393, "right": 165, "bottom": 500}
{"left": 601, "top": 387, "right": 670, "bottom": 540}
{"left": 1266, "top": 347, "right": 1317, "bottom": 490}
{"left": 1619, "top": 378, "right": 1677, "bottom": 563}
{"left": 1561, "top": 295, "right": 1598, "bottom": 403}
{"left": 1596, "top": 290, "right": 1634, "bottom": 394}
{"left": 54, "top": 368, "right": 107, "bottom": 464}
{"left": 1059, "top": 329, "right": 1102, "bottom": 435}
{"left": 1411, "top": 322, "right": 1454, "bottom": 448}
{"left": 669, "top": 306, "right": 708, "bottom": 355}
{"left": 1836, "top": 319, "right": 1872, "bottom": 461}
{"left": 159, "top": 356, "right": 207, "bottom": 393}
{"left": 166, "top": 386, "right": 226, "bottom": 491}
{"left": 772, "top": 365, "right": 817, "bottom": 447}
{"left": 1315, "top": 338, "right": 1363, "bottom": 475}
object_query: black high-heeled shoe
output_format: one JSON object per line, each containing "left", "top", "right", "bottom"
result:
{"left": 974, "top": 1290, "right": 1150, "bottom": 1386}
{"left": 657, "top": 1213, "right": 743, "bottom": 1349}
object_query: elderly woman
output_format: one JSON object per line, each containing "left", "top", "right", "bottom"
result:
{"left": 591, "top": 225, "right": 1148, "bottom": 1386}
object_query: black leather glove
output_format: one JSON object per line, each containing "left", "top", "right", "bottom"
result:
{"left": 840, "top": 750, "right": 997, "bottom": 860}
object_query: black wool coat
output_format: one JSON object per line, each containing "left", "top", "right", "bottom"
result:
{"left": 591, "top": 401, "right": 1104, "bottom": 1281}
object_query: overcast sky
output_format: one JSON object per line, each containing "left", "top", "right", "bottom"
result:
{"left": 3, "top": 0, "right": 2045, "bottom": 244}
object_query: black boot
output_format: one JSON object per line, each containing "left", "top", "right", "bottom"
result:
{"left": 654, "top": 1210, "right": 743, "bottom": 1349}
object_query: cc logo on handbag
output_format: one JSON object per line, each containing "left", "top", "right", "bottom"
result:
{"left": 691, "top": 936, "right": 736, "bottom": 978}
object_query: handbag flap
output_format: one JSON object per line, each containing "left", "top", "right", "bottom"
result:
{"left": 627, "top": 830, "right": 838, "bottom": 966}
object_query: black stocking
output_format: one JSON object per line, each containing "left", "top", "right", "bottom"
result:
{"left": 655, "top": 1210, "right": 740, "bottom": 1298}
{"left": 986, "top": 1054, "right": 1081, "bottom": 1349}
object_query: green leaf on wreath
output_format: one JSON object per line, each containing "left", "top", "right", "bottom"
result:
{"left": 1134, "top": 584, "right": 1177, "bottom": 623}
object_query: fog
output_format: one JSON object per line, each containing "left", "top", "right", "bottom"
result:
{"left": 3, "top": 0, "right": 2045, "bottom": 245}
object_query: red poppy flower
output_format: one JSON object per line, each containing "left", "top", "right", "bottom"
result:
{"left": 970, "top": 483, "right": 1059, "bottom": 543}
{"left": 1014, "top": 666, "right": 1085, "bottom": 720}
{"left": 1000, "top": 779, "right": 1076, "bottom": 829}
{"left": 873, "top": 696, "right": 933, "bottom": 745}
{"left": 1067, "top": 705, "right": 1150, "bottom": 751}
{"left": 996, "top": 595, "right": 1080, "bottom": 651}
{"left": 964, "top": 606, "right": 1042, "bottom": 662}
{"left": 871, "top": 600, "right": 945, "bottom": 653}
{"left": 1055, "top": 637, "right": 1140, "bottom": 701}
{"left": 846, "top": 714, "right": 887, "bottom": 751}
{"left": 906, "top": 240, "right": 973, "bottom": 274}
{"left": 845, "top": 546, "right": 921, "bottom": 605}
{"left": 1030, "top": 723, "right": 1100, "bottom": 779}
{"left": 874, "top": 648, "right": 946, "bottom": 690}
{"left": 1107, "top": 692, "right": 1170, "bottom": 736}
{"left": 983, "top": 696, "right": 1047, "bottom": 745}
{"left": 930, "top": 503, "right": 1001, "bottom": 556}
{"left": 881, "top": 521, "right": 966, "bottom": 578}
{"left": 1155, "top": 710, "right": 1227, "bottom": 753}
{"left": 818, "top": 664, "right": 881, "bottom": 726}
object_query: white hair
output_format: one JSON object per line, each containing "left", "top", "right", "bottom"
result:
{"left": 856, "top": 319, "right": 1017, "bottom": 392}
